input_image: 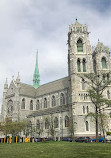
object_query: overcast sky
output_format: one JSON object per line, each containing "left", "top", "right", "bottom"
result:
{"left": 0, "top": 0, "right": 111, "bottom": 112}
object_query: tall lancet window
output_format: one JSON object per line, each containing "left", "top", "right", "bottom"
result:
{"left": 77, "top": 39, "right": 83, "bottom": 52}
{"left": 21, "top": 98, "right": 25, "bottom": 109}
{"left": 52, "top": 96, "right": 56, "bottom": 107}
{"left": 102, "top": 57, "right": 107, "bottom": 69}
{"left": 107, "top": 90, "right": 110, "bottom": 99}
{"left": 30, "top": 100, "right": 33, "bottom": 110}
{"left": 44, "top": 98, "right": 47, "bottom": 108}
{"left": 86, "top": 121, "right": 89, "bottom": 131}
{"left": 83, "top": 59, "right": 86, "bottom": 72}
{"left": 77, "top": 59, "right": 81, "bottom": 72}
{"left": 82, "top": 78, "right": 85, "bottom": 90}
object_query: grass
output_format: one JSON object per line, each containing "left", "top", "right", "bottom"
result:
{"left": 0, "top": 141, "right": 111, "bottom": 158}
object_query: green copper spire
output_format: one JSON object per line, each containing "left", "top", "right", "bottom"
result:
{"left": 33, "top": 52, "right": 40, "bottom": 89}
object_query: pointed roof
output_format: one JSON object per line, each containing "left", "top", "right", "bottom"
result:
{"left": 74, "top": 18, "right": 82, "bottom": 27}
{"left": 33, "top": 52, "right": 40, "bottom": 89}
{"left": 94, "top": 40, "right": 109, "bottom": 53}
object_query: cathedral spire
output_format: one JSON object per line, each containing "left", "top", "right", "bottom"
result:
{"left": 33, "top": 51, "right": 40, "bottom": 89}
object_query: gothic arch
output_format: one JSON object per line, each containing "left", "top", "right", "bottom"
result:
{"left": 7, "top": 100, "right": 13, "bottom": 115}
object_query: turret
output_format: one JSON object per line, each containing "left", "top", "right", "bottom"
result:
{"left": 4, "top": 78, "right": 8, "bottom": 92}
{"left": 16, "top": 72, "right": 20, "bottom": 85}
{"left": 92, "top": 40, "right": 110, "bottom": 73}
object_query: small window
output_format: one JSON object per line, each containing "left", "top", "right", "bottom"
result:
{"left": 52, "top": 96, "right": 56, "bottom": 107}
{"left": 77, "top": 59, "right": 81, "bottom": 72}
{"left": 102, "top": 57, "right": 107, "bottom": 69}
{"left": 83, "top": 106, "right": 85, "bottom": 114}
{"left": 87, "top": 106, "right": 89, "bottom": 113}
{"left": 86, "top": 121, "right": 89, "bottom": 131}
{"left": 83, "top": 59, "right": 86, "bottom": 72}
{"left": 65, "top": 116, "right": 70, "bottom": 127}
{"left": 36, "top": 100, "right": 40, "bottom": 110}
{"left": 30, "top": 100, "right": 33, "bottom": 110}
{"left": 44, "top": 98, "right": 47, "bottom": 108}
{"left": 77, "top": 39, "right": 83, "bottom": 52}
{"left": 21, "top": 98, "right": 25, "bottom": 109}
{"left": 60, "top": 93, "right": 65, "bottom": 105}
{"left": 82, "top": 79, "right": 85, "bottom": 90}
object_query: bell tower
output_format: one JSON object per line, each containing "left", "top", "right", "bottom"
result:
{"left": 68, "top": 19, "right": 93, "bottom": 103}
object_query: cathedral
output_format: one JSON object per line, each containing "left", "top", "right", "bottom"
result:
{"left": 1, "top": 20, "right": 111, "bottom": 139}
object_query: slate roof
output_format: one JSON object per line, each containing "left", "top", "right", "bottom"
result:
{"left": 20, "top": 77, "right": 69, "bottom": 98}
{"left": 20, "top": 83, "right": 36, "bottom": 97}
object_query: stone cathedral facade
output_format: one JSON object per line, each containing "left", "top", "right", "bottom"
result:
{"left": 1, "top": 20, "right": 111, "bottom": 139}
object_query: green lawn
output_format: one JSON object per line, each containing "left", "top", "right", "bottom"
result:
{"left": 0, "top": 141, "right": 111, "bottom": 158}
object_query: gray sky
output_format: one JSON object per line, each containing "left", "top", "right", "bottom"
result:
{"left": 0, "top": 0, "right": 111, "bottom": 112}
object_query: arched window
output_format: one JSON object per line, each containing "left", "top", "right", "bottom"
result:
{"left": 7, "top": 100, "right": 13, "bottom": 115}
{"left": 82, "top": 78, "right": 85, "bottom": 90}
{"left": 60, "top": 93, "right": 65, "bottom": 105}
{"left": 52, "top": 96, "right": 56, "bottom": 107}
{"left": 36, "top": 100, "right": 40, "bottom": 110}
{"left": 86, "top": 121, "right": 89, "bottom": 131}
{"left": 107, "top": 90, "right": 110, "bottom": 99}
{"left": 87, "top": 106, "right": 89, "bottom": 113}
{"left": 101, "top": 57, "right": 107, "bottom": 69}
{"left": 77, "top": 39, "right": 83, "bottom": 52}
{"left": 44, "top": 98, "right": 47, "bottom": 108}
{"left": 54, "top": 117, "right": 58, "bottom": 128}
{"left": 83, "top": 59, "right": 86, "bottom": 72}
{"left": 83, "top": 106, "right": 85, "bottom": 114}
{"left": 36, "top": 120, "right": 40, "bottom": 129}
{"left": 21, "top": 98, "right": 25, "bottom": 109}
{"left": 45, "top": 118, "right": 49, "bottom": 129}
{"left": 30, "top": 100, "right": 33, "bottom": 110}
{"left": 77, "top": 59, "right": 81, "bottom": 72}
{"left": 65, "top": 116, "right": 70, "bottom": 127}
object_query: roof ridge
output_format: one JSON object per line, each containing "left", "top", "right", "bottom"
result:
{"left": 38, "top": 76, "right": 68, "bottom": 88}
